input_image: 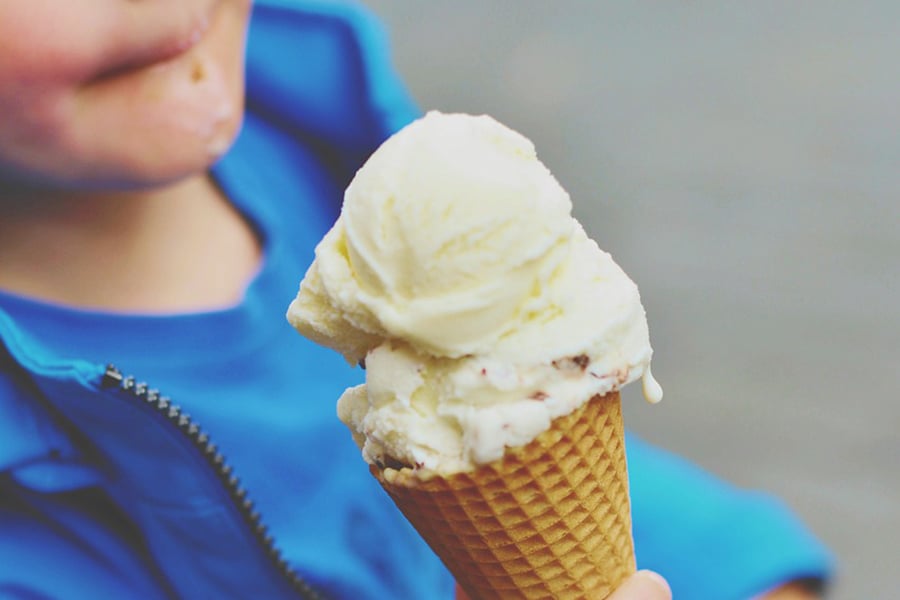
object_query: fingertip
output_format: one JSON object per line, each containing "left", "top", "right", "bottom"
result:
{"left": 633, "top": 570, "right": 672, "bottom": 599}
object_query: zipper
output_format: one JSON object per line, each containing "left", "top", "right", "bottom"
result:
{"left": 100, "top": 364, "right": 324, "bottom": 600}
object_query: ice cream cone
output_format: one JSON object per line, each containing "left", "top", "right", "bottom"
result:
{"left": 372, "top": 391, "right": 635, "bottom": 600}
{"left": 287, "top": 112, "right": 662, "bottom": 598}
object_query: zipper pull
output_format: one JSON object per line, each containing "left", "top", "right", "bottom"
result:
{"left": 101, "top": 364, "right": 124, "bottom": 388}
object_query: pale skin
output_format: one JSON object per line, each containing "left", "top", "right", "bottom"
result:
{"left": 456, "top": 572, "right": 820, "bottom": 600}
{"left": 456, "top": 571, "right": 674, "bottom": 600}
{"left": 0, "top": 0, "right": 260, "bottom": 312}
{"left": 0, "top": 1, "right": 819, "bottom": 598}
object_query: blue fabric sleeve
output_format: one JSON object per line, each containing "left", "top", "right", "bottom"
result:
{"left": 626, "top": 433, "right": 834, "bottom": 599}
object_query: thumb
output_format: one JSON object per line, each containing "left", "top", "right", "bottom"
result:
{"left": 607, "top": 570, "right": 672, "bottom": 600}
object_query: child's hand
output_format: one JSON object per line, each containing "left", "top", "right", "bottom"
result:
{"left": 607, "top": 570, "right": 672, "bottom": 600}
{"left": 454, "top": 570, "right": 672, "bottom": 600}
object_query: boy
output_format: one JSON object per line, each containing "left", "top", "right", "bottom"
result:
{"left": 0, "top": 0, "right": 828, "bottom": 597}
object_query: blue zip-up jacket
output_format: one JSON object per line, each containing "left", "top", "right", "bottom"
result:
{"left": 0, "top": 2, "right": 832, "bottom": 598}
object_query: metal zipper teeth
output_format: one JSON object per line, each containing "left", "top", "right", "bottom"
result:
{"left": 100, "top": 364, "right": 324, "bottom": 600}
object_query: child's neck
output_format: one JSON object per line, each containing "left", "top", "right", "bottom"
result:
{"left": 0, "top": 173, "right": 262, "bottom": 313}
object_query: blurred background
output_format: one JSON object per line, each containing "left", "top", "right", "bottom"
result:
{"left": 365, "top": 2, "right": 898, "bottom": 597}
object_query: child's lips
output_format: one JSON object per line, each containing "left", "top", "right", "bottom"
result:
{"left": 92, "top": 4, "right": 215, "bottom": 81}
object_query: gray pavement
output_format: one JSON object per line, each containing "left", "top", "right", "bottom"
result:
{"left": 365, "top": 2, "right": 899, "bottom": 597}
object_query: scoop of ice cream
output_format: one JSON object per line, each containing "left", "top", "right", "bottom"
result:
{"left": 288, "top": 111, "right": 661, "bottom": 475}
{"left": 290, "top": 111, "right": 574, "bottom": 362}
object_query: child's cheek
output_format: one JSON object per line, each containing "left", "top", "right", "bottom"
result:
{"left": 0, "top": 5, "right": 102, "bottom": 85}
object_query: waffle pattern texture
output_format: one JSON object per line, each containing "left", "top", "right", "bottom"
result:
{"left": 373, "top": 392, "right": 635, "bottom": 599}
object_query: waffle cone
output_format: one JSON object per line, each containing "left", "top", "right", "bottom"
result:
{"left": 372, "top": 391, "right": 635, "bottom": 600}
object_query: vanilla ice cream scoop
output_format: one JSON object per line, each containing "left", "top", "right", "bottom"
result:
{"left": 292, "top": 112, "right": 574, "bottom": 361}
{"left": 288, "top": 111, "right": 661, "bottom": 475}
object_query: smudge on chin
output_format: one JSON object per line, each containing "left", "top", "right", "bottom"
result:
{"left": 141, "top": 50, "right": 238, "bottom": 145}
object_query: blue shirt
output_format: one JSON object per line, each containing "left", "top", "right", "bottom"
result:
{"left": 0, "top": 1, "right": 832, "bottom": 598}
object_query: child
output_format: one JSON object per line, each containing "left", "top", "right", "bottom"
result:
{"left": 0, "top": 1, "right": 830, "bottom": 598}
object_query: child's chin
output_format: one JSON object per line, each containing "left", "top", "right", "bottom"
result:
{"left": 106, "top": 117, "right": 243, "bottom": 189}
